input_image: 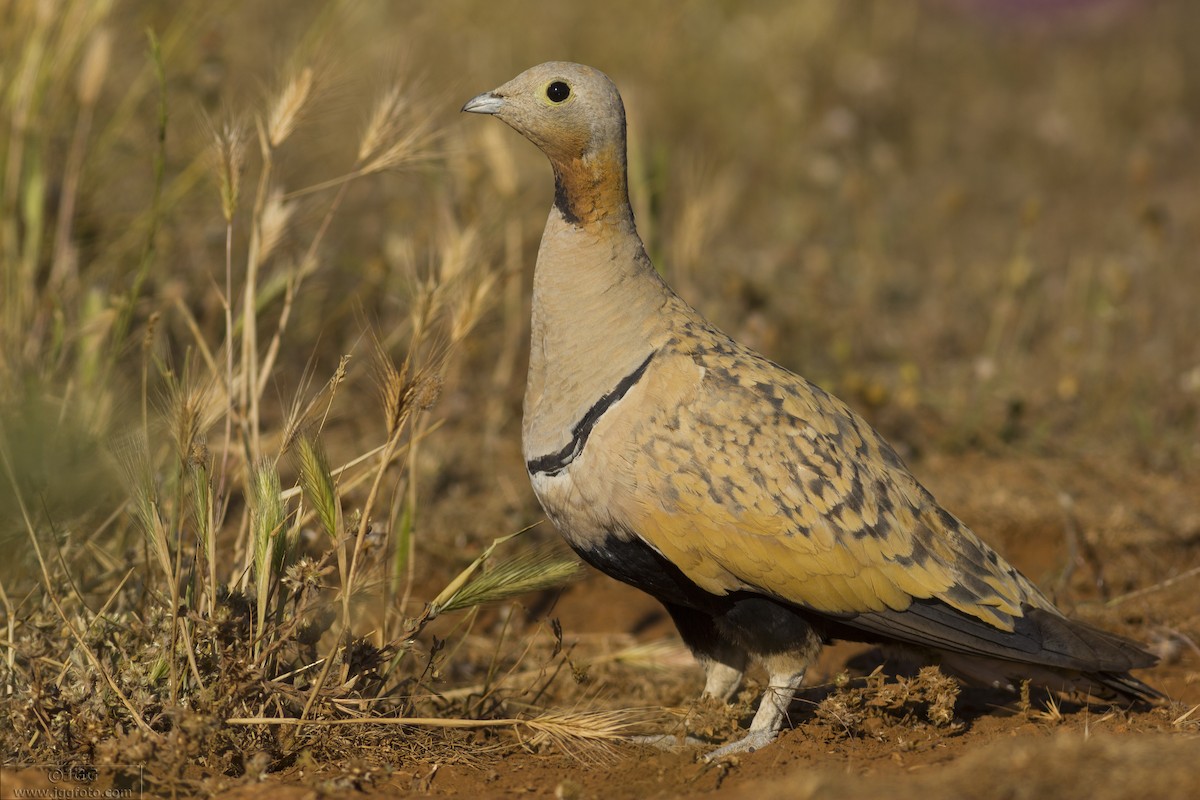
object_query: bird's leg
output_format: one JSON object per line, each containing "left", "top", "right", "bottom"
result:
{"left": 633, "top": 655, "right": 744, "bottom": 750}
{"left": 630, "top": 603, "right": 748, "bottom": 750}
{"left": 663, "top": 602, "right": 747, "bottom": 702}
{"left": 700, "top": 651, "right": 746, "bottom": 702}
{"left": 704, "top": 667, "right": 806, "bottom": 760}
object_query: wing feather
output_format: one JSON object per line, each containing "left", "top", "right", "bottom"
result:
{"left": 619, "top": 344, "right": 1052, "bottom": 637}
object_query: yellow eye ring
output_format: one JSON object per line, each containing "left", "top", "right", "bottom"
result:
{"left": 545, "top": 80, "right": 571, "bottom": 104}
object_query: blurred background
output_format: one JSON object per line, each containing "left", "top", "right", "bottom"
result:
{"left": 2, "top": 0, "right": 1198, "bottom": 781}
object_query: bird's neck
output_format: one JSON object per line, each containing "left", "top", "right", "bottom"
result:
{"left": 551, "top": 142, "right": 631, "bottom": 226}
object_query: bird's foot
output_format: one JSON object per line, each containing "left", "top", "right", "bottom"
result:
{"left": 702, "top": 729, "right": 777, "bottom": 761}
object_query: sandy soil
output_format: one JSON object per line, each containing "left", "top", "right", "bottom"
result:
{"left": 376, "top": 452, "right": 1200, "bottom": 798}
{"left": 11, "top": 452, "right": 1192, "bottom": 799}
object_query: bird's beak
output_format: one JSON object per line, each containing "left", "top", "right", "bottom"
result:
{"left": 461, "top": 91, "right": 504, "bottom": 115}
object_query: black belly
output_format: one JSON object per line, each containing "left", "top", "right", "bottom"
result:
{"left": 571, "top": 530, "right": 723, "bottom": 611}
{"left": 571, "top": 531, "right": 879, "bottom": 656}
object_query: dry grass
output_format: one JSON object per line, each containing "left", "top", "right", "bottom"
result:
{"left": 0, "top": 0, "right": 1197, "bottom": 793}
{"left": 0, "top": 0, "right": 603, "bottom": 788}
{"left": 814, "top": 666, "right": 962, "bottom": 739}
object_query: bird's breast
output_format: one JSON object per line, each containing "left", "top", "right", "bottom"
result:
{"left": 524, "top": 348, "right": 708, "bottom": 551}
{"left": 523, "top": 350, "right": 658, "bottom": 550}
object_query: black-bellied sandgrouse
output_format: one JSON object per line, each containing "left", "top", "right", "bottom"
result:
{"left": 462, "top": 62, "right": 1161, "bottom": 758}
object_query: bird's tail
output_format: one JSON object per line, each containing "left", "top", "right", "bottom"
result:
{"left": 939, "top": 652, "right": 1166, "bottom": 706}
{"left": 1091, "top": 670, "right": 1165, "bottom": 704}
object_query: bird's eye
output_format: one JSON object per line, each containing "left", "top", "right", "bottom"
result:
{"left": 546, "top": 81, "right": 571, "bottom": 103}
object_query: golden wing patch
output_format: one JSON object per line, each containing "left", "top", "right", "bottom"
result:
{"left": 618, "top": 342, "right": 1042, "bottom": 632}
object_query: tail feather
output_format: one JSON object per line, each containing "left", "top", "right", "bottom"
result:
{"left": 1022, "top": 607, "right": 1157, "bottom": 674}
{"left": 1093, "top": 670, "right": 1165, "bottom": 704}
{"left": 939, "top": 652, "right": 1164, "bottom": 704}
{"left": 831, "top": 598, "right": 1164, "bottom": 703}
{"left": 842, "top": 599, "right": 1157, "bottom": 672}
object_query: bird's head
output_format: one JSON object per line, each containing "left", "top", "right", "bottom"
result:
{"left": 462, "top": 61, "right": 626, "bottom": 165}
{"left": 463, "top": 62, "right": 631, "bottom": 225}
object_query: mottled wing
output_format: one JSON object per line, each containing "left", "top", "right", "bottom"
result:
{"left": 618, "top": 339, "right": 1053, "bottom": 636}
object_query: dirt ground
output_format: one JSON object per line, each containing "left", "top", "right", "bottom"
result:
{"left": 10, "top": 454, "right": 1195, "bottom": 800}
{"left": 385, "top": 457, "right": 1193, "bottom": 799}
{"left": 388, "top": 453, "right": 1198, "bottom": 800}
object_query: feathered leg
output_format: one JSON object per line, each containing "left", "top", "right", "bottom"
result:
{"left": 664, "top": 602, "right": 747, "bottom": 701}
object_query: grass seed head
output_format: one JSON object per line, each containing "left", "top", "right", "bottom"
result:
{"left": 523, "top": 708, "right": 663, "bottom": 763}
{"left": 250, "top": 460, "right": 287, "bottom": 639}
{"left": 111, "top": 431, "right": 171, "bottom": 579}
{"left": 208, "top": 116, "right": 247, "bottom": 223}
{"left": 162, "top": 361, "right": 221, "bottom": 463}
{"left": 267, "top": 65, "right": 315, "bottom": 148}
{"left": 432, "top": 546, "right": 583, "bottom": 616}
{"left": 358, "top": 84, "right": 410, "bottom": 163}
{"left": 297, "top": 435, "right": 339, "bottom": 542}
{"left": 256, "top": 187, "right": 295, "bottom": 264}
{"left": 357, "top": 82, "right": 439, "bottom": 174}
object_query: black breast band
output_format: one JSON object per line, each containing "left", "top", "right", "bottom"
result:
{"left": 526, "top": 350, "right": 656, "bottom": 476}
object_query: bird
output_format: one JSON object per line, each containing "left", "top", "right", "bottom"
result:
{"left": 462, "top": 62, "right": 1161, "bottom": 758}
